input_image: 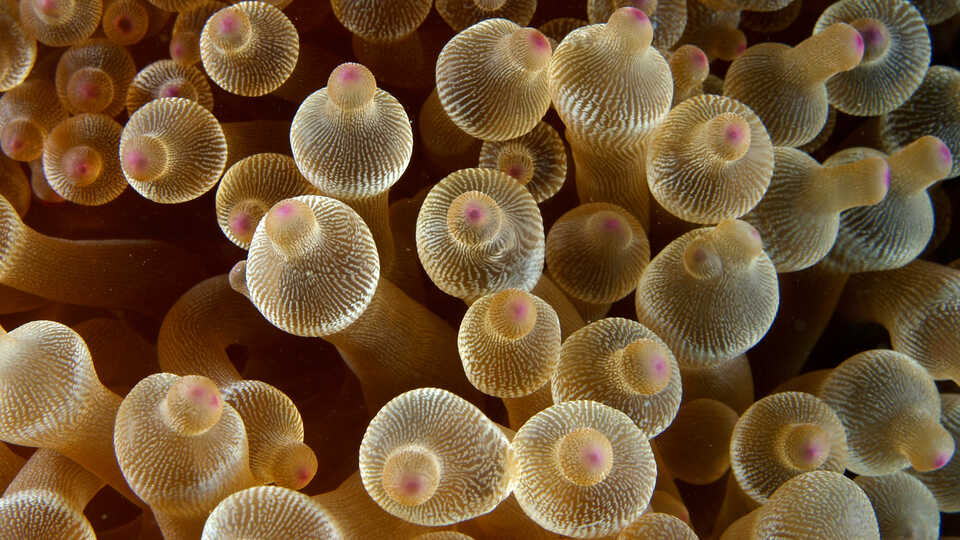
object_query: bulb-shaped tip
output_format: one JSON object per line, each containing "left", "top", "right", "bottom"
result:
{"left": 850, "top": 18, "right": 891, "bottom": 64}
{"left": 498, "top": 151, "right": 535, "bottom": 184}
{"left": 446, "top": 190, "right": 504, "bottom": 245}
{"left": 227, "top": 199, "right": 268, "bottom": 246}
{"left": 585, "top": 209, "right": 635, "bottom": 251}
{"left": 264, "top": 199, "right": 320, "bottom": 258}
{"left": 507, "top": 27, "right": 552, "bottom": 72}
{"left": 228, "top": 260, "right": 250, "bottom": 298}
{"left": 779, "top": 423, "right": 832, "bottom": 471}
{"left": 800, "top": 23, "right": 865, "bottom": 79}
{"left": 604, "top": 7, "right": 653, "bottom": 53}
{"left": 558, "top": 428, "right": 615, "bottom": 486}
{"left": 60, "top": 145, "right": 102, "bottom": 187}
{"left": 716, "top": 219, "right": 764, "bottom": 260}
{"left": 617, "top": 338, "right": 672, "bottom": 395}
{"left": 206, "top": 5, "right": 252, "bottom": 51}
{"left": 1, "top": 120, "right": 43, "bottom": 162}
{"left": 169, "top": 32, "right": 198, "bottom": 64}
{"left": 901, "top": 419, "right": 955, "bottom": 472}
{"left": 485, "top": 289, "right": 538, "bottom": 340}
{"left": 272, "top": 442, "right": 319, "bottom": 490}
{"left": 32, "top": 0, "right": 67, "bottom": 18}
{"left": 120, "top": 135, "right": 167, "bottom": 183}
{"left": 706, "top": 113, "right": 752, "bottom": 161}
{"left": 66, "top": 68, "right": 115, "bottom": 114}
{"left": 381, "top": 445, "right": 442, "bottom": 506}
{"left": 161, "top": 375, "right": 224, "bottom": 435}
{"left": 327, "top": 63, "right": 377, "bottom": 110}
{"left": 889, "top": 136, "right": 953, "bottom": 195}
{"left": 682, "top": 241, "right": 722, "bottom": 280}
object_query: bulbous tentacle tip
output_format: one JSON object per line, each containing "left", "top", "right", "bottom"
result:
{"left": 169, "top": 32, "right": 198, "bottom": 64}
{"left": 228, "top": 260, "right": 250, "bottom": 298}
{"left": 33, "top": 0, "right": 66, "bottom": 18}
{"left": 207, "top": 6, "right": 252, "bottom": 51}
{"left": 558, "top": 428, "right": 614, "bottom": 486}
{"left": 446, "top": 190, "right": 504, "bottom": 245}
{"left": 781, "top": 423, "right": 832, "bottom": 471}
{"left": 820, "top": 23, "right": 866, "bottom": 71}
{"left": 60, "top": 145, "right": 103, "bottom": 187}
{"left": 121, "top": 135, "right": 167, "bottom": 183}
{"left": 508, "top": 27, "right": 552, "bottom": 71}
{"left": 264, "top": 198, "right": 320, "bottom": 256}
{"left": 486, "top": 289, "right": 538, "bottom": 339}
{"left": 850, "top": 18, "right": 890, "bottom": 63}
{"left": 605, "top": 6, "right": 653, "bottom": 52}
{"left": 1, "top": 121, "right": 43, "bottom": 162}
{"left": 163, "top": 374, "right": 225, "bottom": 435}
{"left": 327, "top": 62, "right": 377, "bottom": 109}
{"left": 618, "top": 338, "right": 672, "bottom": 395}
{"left": 382, "top": 445, "right": 442, "bottom": 506}
{"left": 906, "top": 426, "right": 955, "bottom": 472}
{"left": 273, "top": 442, "right": 319, "bottom": 489}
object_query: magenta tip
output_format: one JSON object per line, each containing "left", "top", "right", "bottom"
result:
{"left": 529, "top": 31, "right": 549, "bottom": 51}
{"left": 854, "top": 32, "right": 864, "bottom": 55}
{"left": 652, "top": 355, "right": 666, "bottom": 376}
{"left": 218, "top": 13, "right": 239, "bottom": 34}
{"left": 229, "top": 213, "right": 253, "bottom": 236}
{"left": 273, "top": 201, "right": 297, "bottom": 217}
{"left": 123, "top": 149, "right": 149, "bottom": 174}
{"left": 602, "top": 217, "right": 622, "bottom": 232}
{"left": 939, "top": 142, "right": 953, "bottom": 165}
{"left": 624, "top": 7, "right": 648, "bottom": 21}
{"left": 159, "top": 85, "right": 183, "bottom": 98}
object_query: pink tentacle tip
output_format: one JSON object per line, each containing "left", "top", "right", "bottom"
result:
{"left": 735, "top": 41, "right": 747, "bottom": 55}
{"left": 581, "top": 444, "right": 609, "bottom": 471}
{"left": 229, "top": 213, "right": 254, "bottom": 236}
{"left": 295, "top": 466, "right": 313, "bottom": 482}
{"left": 802, "top": 442, "right": 825, "bottom": 462}
{"left": 724, "top": 124, "right": 745, "bottom": 144}
{"left": 506, "top": 163, "right": 526, "bottom": 178}
{"left": 170, "top": 41, "right": 186, "bottom": 59}
{"left": 602, "top": 216, "right": 623, "bottom": 232}
{"left": 692, "top": 247, "right": 708, "bottom": 263}
{"left": 624, "top": 7, "right": 648, "bottom": 21}
{"left": 69, "top": 160, "right": 90, "bottom": 178}
{"left": 860, "top": 27, "right": 882, "bottom": 47}
{"left": 187, "top": 384, "right": 219, "bottom": 407}
{"left": 35, "top": 0, "right": 59, "bottom": 16}
{"left": 273, "top": 201, "right": 298, "bottom": 218}
{"left": 6, "top": 137, "right": 24, "bottom": 152}
{"left": 159, "top": 84, "right": 184, "bottom": 98}
{"left": 463, "top": 201, "right": 487, "bottom": 225}
{"left": 529, "top": 31, "right": 549, "bottom": 52}
{"left": 508, "top": 300, "right": 529, "bottom": 322}
{"left": 939, "top": 142, "right": 953, "bottom": 165}
{"left": 76, "top": 82, "right": 102, "bottom": 102}
{"left": 933, "top": 451, "right": 951, "bottom": 469}
{"left": 853, "top": 32, "right": 864, "bottom": 56}
{"left": 651, "top": 355, "right": 666, "bottom": 376}
{"left": 400, "top": 474, "right": 426, "bottom": 497}
{"left": 883, "top": 165, "right": 891, "bottom": 190}
{"left": 337, "top": 65, "right": 362, "bottom": 84}
{"left": 122, "top": 149, "right": 149, "bottom": 174}
{"left": 218, "top": 12, "right": 241, "bottom": 35}
{"left": 693, "top": 50, "right": 708, "bottom": 67}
